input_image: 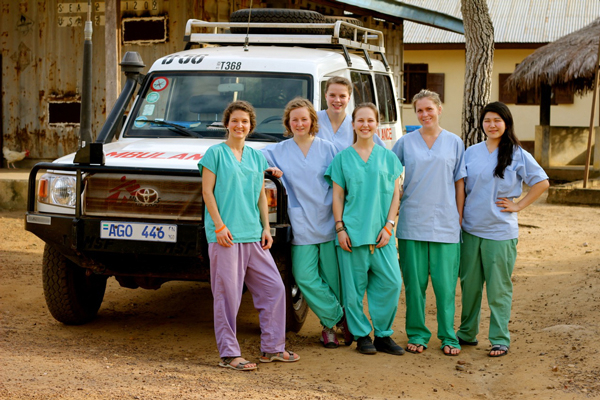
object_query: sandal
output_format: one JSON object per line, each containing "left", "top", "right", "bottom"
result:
{"left": 320, "top": 326, "right": 339, "bottom": 348}
{"left": 442, "top": 345, "right": 460, "bottom": 356}
{"left": 219, "top": 357, "right": 257, "bottom": 371}
{"left": 259, "top": 350, "right": 300, "bottom": 363}
{"left": 405, "top": 343, "right": 426, "bottom": 354}
{"left": 489, "top": 344, "right": 509, "bottom": 357}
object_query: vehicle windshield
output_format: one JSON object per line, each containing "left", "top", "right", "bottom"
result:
{"left": 124, "top": 72, "right": 312, "bottom": 141}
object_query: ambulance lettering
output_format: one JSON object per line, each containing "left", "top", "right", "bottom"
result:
{"left": 106, "top": 152, "right": 203, "bottom": 160}
{"left": 377, "top": 127, "right": 393, "bottom": 141}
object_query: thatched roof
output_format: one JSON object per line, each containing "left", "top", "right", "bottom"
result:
{"left": 507, "top": 18, "right": 600, "bottom": 95}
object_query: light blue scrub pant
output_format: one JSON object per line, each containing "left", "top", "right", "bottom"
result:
{"left": 458, "top": 231, "right": 518, "bottom": 347}
{"left": 398, "top": 239, "right": 461, "bottom": 349}
{"left": 291, "top": 241, "right": 344, "bottom": 329}
{"left": 336, "top": 242, "right": 402, "bottom": 339}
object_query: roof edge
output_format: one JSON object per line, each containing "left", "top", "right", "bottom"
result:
{"left": 334, "top": 0, "right": 464, "bottom": 34}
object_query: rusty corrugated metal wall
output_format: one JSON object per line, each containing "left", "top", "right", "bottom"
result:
{"left": 1, "top": 0, "right": 403, "bottom": 164}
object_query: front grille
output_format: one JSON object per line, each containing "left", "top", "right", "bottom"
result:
{"left": 83, "top": 173, "right": 203, "bottom": 221}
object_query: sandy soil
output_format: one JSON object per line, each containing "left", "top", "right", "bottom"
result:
{"left": 1, "top": 193, "right": 600, "bottom": 399}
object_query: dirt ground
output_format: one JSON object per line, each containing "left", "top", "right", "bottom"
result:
{"left": 1, "top": 193, "right": 600, "bottom": 399}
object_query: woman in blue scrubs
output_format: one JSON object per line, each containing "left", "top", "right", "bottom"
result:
{"left": 392, "top": 89, "right": 466, "bottom": 356}
{"left": 458, "top": 102, "right": 549, "bottom": 357}
{"left": 262, "top": 98, "right": 349, "bottom": 348}
{"left": 316, "top": 76, "right": 385, "bottom": 151}
{"left": 326, "top": 103, "right": 404, "bottom": 355}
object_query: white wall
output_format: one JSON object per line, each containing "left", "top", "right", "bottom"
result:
{"left": 403, "top": 48, "right": 599, "bottom": 142}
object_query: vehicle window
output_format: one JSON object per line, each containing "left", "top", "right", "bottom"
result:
{"left": 375, "top": 74, "right": 398, "bottom": 123}
{"left": 320, "top": 80, "right": 328, "bottom": 111}
{"left": 350, "top": 72, "right": 375, "bottom": 105}
{"left": 124, "top": 72, "right": 312, "bottom": 140}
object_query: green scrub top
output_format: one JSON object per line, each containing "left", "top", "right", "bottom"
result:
{"left": 199, "top": 142, "right": 268, "bottom": 244}
{"left": 325, "top": 145, "right": 402, "bottom": 247}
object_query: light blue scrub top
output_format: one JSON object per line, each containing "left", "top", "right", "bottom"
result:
{"left": 316, "top": 110, "right": 385, "bottom": 152}
{"left": 462, "top": 142, "right": 548, "bottom": 241}
{"left": 261, "top": 137, "right": 338, "bottom": 245}
{"left": 392, "top": 129, "right": 467, "bottom": 243}
{"left": 325, "top": 145, "right": 403, "bottom": 247}
{"left": 199, "top": 142, "right": 268, "bottom": 244}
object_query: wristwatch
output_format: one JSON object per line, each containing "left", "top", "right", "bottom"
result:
{"left": 386, "top": 219, "right": 395, "bottom": 227}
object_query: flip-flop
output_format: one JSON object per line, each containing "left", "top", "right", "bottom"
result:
{"left": 489, "top": 344, "right": 509, "bottom": 357}
{"left": 405, "top": 343, "right": 426, "bottom": 354}
{"left": 442, "top": 345, "right": 460, "bottom": 356}
{"left": 259, "top": 350, "right": 300, "bottom": 363}
{"left": 219, "top": 357, "right": 257, "bottom": 371}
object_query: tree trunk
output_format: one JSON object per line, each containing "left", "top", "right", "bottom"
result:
{"left": 461, "top": 0, "right": 494, "bottom": 147}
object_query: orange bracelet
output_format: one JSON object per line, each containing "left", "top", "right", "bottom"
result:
{"left": 383, "top": 226, "right": 392, "bottom": 236}
{"left": 215, "top": 225, "right": 227, "bottom": 233}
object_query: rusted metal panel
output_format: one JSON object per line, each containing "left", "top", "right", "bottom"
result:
{"left": 1, "top": 0, "right": 405, "bottom": 163}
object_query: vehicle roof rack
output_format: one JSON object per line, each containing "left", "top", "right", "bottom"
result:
{"left": 183, "top": 19, "right": 389, "bottom": 69}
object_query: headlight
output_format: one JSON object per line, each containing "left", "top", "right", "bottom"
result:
{"left": 38, "top": 174, "right": 77, "bottom": 208}
{"left": 264, "top": 179, "right": 277, "bottom": 213}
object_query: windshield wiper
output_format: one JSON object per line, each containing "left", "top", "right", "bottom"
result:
{"left": 249, "top": 132, "right": 283, "bottom": 142}
{"left": 206, "top": 122, "right": 282, "bottom": 142}
{"left": 141, "top": 119, "right": 203, "bottom": 138}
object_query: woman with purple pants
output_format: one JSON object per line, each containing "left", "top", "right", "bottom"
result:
{"left": 199, "top": 100, "right": 300, "bottom": 371}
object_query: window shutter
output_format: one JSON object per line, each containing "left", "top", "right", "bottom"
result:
{"left": 498, "top": 73, "right": 517, "bottom": 104}
{"left": 426, "top": 73, "right": 445, "bottom": 102}
{"left": 554, "top": 85, "right": 574, "bottom": 104}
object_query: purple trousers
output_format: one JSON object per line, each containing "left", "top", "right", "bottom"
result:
{"left": 209, "top": 242, "right": 286, "bottom": 357}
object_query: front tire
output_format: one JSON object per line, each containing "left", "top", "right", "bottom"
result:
{"left": 42, "top": 244, "right": 107, "bottom": 325}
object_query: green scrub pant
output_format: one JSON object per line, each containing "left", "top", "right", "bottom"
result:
{"left": 458, "top": 231, "right": 517, "bottom": 347}
{"left": 398, "top": 239, "right": 460, "bottom": 349}
{"left": 336, "top": 243, "right": 402, "bottom": 339}
{"left": 292, "top": 241, "right": 344, "bottom": 329}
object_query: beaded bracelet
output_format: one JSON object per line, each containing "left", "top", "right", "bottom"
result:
{"left": 336, "top": 226, "right": 347, "bottom": 233}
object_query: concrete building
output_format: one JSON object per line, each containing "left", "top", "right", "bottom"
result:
{"left": 401, "top": 0, "right": 600, "bottom": 156}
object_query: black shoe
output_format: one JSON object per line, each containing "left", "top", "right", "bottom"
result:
{"left": 457, "top": 336, "right": 478, "bottom": 346}
{"left": 356, "top": 336, "right": 377, "bottom": 354}
{"left": 374, "top": 336, "right": 405, "bottom": 356}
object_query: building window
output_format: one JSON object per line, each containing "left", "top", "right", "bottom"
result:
{"left": 498, "top": 73, "right": 574, "bottom": 105}
{"left": 122, "top": 16, "right": 168, "bottom": 44}
{"left": 48, "top": 101, "right": 81, "bottom": 125}
{"left": 403, "top": 63, "right": 445, "bottom": 104}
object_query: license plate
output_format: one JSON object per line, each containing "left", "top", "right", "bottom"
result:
{"left": 100, "top": 221, "right": 177, "bottom": 243}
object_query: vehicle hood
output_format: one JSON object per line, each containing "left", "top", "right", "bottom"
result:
{"left": 53, "top": 138, "right": 272, "bottom": 169}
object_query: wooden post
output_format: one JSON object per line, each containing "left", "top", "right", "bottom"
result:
{"left": 540, "top": 84, "right": 551, "bottom": 126}
{"left": 583, "top": 38, "right": 600, "bottom": 188}
{"left": 539, "top": 84, "right": 552, "bottom": 170}
{"left": 105, "top": 0, "right": 121, "bottom": 120}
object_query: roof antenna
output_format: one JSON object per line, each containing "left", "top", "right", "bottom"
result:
{"left": 243, "top": 0, "right": 253, "bottom": 51}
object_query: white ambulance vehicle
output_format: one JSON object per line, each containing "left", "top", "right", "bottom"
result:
{"left": 25, "top": 10, "right": 402, "bottom": 332}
